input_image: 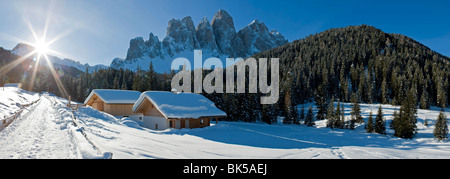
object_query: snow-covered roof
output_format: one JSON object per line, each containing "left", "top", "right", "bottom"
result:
{"left": 84, "top": 89, "right": 142, "bottom": 104}
{"left": 133, "top": 91, "right": 227, "bottom": 119}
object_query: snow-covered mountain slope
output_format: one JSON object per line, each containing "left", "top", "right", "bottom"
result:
{"left": 0, "top": 87, "right": 40, "bottom": 120}
{"left": 12, "top": 43, "right": 108, "bottom": 73}
{"left": 111, "top": 9, "right": 288, "bottom": 73}
{"left": 72, "top": 102, "right": 450, "bottom": 159}
{"left": 1, "top": 87, "right": 449, "bottom": 159}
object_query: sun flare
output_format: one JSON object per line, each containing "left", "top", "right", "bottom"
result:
{"left": 34, "top": 38, "right": 50, "bottom": 56}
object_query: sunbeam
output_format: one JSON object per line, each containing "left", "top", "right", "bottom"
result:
{"left": 0, "top": 1, "right": 74, "bottom": 99}
{"left": 42, "top": 53, "right": 68, "bottom": 98}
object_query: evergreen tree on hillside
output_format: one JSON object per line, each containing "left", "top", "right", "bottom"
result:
{"left": 350, "top": 93, "right": 363, "bottom": 123}
{"left": 434, "top": 110, "right": 448, "bottom": 141}
{"left": 366, "top": 111, "right": 374, "bottom": 133}
{"left": 326, "top": 98, "right": 336, "bottom": 129}
{"left": 261, "top": 103, "right": 279, "bottom": 125}
{"left": 436, "top": 74, "right": 447, "bottom": 108}
{"left": 334, "top": 101, "right": 344, "bottom": 129}
{"left": 420, "top": 85, "right": 430, "bottom": 109}
{"left": 283, "top": 88, "right": 298, "bottom": 124}
{"left": 147, "top": 61, "right": 157, "bottom": 91}
{"left": 374, "top": 105, "right": 386, "bottom": 135}
{"left": 339, "top": 104, "right": 346, "bottom": 129}
{"left": 339, "top": 62, "right": 349, "bottom": 102}
{"left": 132, "top": 66, "right": 144, "bottom": 92}
{"left": 392, "top": 89, "right": 418, "bottom": 139}
{"left": 315, "top": 84, "right": 328, "bottom": 121}
{"left": 300, "top": 105, "right": 305, "bottom": 123}
{"left": 304, "top": 105, "right": 315, "bottom": 127}
{"left": 380, "top": 76, "right": 389, "bottom": 104}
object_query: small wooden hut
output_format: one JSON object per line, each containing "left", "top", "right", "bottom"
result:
{"left": 84, "top": 89, "right": 143, "bottom": 121}
{"left": 132, "top": 91, "right": 227, "bottom": 130}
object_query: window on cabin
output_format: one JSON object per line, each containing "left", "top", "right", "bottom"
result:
{"left": 200, "top": 119, "right": 204, "bottom": 124}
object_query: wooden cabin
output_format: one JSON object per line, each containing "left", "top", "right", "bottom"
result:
{"left": 132, "top": 91, "right": 227, "bottom": 130}
{"left": 84, "top": 89, "right": 143, "bottom": 121}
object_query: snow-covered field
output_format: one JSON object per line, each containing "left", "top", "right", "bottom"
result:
{"left": 0, "top": 87, "right": 40, "bottom": 130}
{"left": 75, "top": 103, "right": 450, "bottom": 159}
{"left": 0, "top": 87, "right": 449, "bottom": 159}
{"left": 0, "top": 87, "right": 39, "bottom": 120}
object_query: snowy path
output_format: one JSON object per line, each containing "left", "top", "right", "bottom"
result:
{"left": 0, "top": 94, "right": 79, "bottom": 159}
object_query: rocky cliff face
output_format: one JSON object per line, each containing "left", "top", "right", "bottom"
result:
{"left": 111, "top": 9, "right": 288, "bottom": 72}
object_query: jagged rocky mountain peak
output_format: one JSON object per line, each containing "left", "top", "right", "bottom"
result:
{"left": 112, "top": 9, "right": 288, "bottom": 72}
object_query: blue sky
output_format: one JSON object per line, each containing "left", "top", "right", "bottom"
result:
{"left": 0, "top": 0, "right": 449, "bottom": 66}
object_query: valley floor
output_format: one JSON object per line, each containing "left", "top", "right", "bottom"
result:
{"left": 0, "top": 87, "right": 449, "bottom": 159}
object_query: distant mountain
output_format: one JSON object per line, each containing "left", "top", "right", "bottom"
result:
{"left": 11, "top": 43, "right": 108, "bottom": 73}
{"left": 111, "top": 9, "right": 288, "bottom": 73}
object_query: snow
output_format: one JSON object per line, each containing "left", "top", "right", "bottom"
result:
{"left": 133, "top": 91, "right": 226, "bottom": 119}
{"left": 0, "top": 89, "right": 109, "bottom": 158}
{"left": 1, "top": 87, "right": 450, "bottom": 159}
{"left": 0, "top": 87, "right": 40, "bottom": 123}
{"left": 73, "top": 107, "right": 450, "bottom": 159}
{"left": 84, "top": 89, "right": 142, "bottom": 104}
{"left": 0, "top": 93, "right": 79, "bottom": 158}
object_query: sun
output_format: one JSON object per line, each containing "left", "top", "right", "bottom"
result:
{"left": 34, "top": 38, "right": 50, "bottom": 56}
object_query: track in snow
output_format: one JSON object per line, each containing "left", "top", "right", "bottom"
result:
{"left": 0, "top": 94, "right": 79, "bottom": 159}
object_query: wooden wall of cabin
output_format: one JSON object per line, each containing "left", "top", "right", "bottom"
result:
{"left": 87, "top": 94, "right": 104, "bottom": 111}
{"left": 137, "top": 98, "right": 165, "bottom": 118}
{"left": 170, "top": 117, "right": 211, "bottom": 129}
{"left": 104, "top": 104, "right": 139, "bottom": 116}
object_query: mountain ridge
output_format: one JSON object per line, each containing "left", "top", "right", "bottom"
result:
{"left": 250, "top": 24, "right": 449, "bottom": 113}
{"left": 111, "top": 9, "right": 288, "bottom": 72}
{"left": 11, "top": 43, "right": 108, "bottom": 73}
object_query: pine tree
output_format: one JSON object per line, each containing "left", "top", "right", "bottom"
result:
{"left": 366, "top": 68, "right": 374, "bottom": 104}
{"left": 437, "top": 79, "right": 447, "bottom": 108}
{"left": 390, "top": 110, "right": 399, "bottom": 131}
{"left": 340, "top": 104, "right": 346, "bottom": 129}
{"left": 147, "top": 61, "right": 156, "bottom": 91}
{"left": 334, "top": 101, "right": 344, "bottom": 129}
{"left": 291, "top": 104, "right": 299, "bottom": 125}
{"left": 433, "top": 110, "right": 448, "bottom": 141}
{"left": 350, "top": 93, "right": 363, "bottom": 123}
{"left": 305, "top": 105, "right": 315, "bottom": 127}
{"left": 366, "top": 111, "right": 374, "bottom": 133}
{"left": 326, "top": 98, "right": 336, "bottom": 128}
{"left": 374, "top": 105, "right": 386, "bottom": 135}
{"left": 381, "top": 77, "right": 389, "bottom": 104}
{"left": 339, "top": 62, "right": 349, "bottom": 102}
{"left": 300, "top": 105, "right": 305, "bottom": 123}
{"left": 419, "top": 86, "right": 429, "bottom": 109}
{"left": 113, "top": 76, "right": 119, "bottom": 89}
{"left": 282, "top": 88, "right": 298, "bottom": 124}
{"left": 393, "top": 89, "right": 418, "bottom": 139}
{"left": 132, "top": 66, "right": 144, "bottom": 92}
{"left": 315, "top": 85, "right": 328, "bottom": 121}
